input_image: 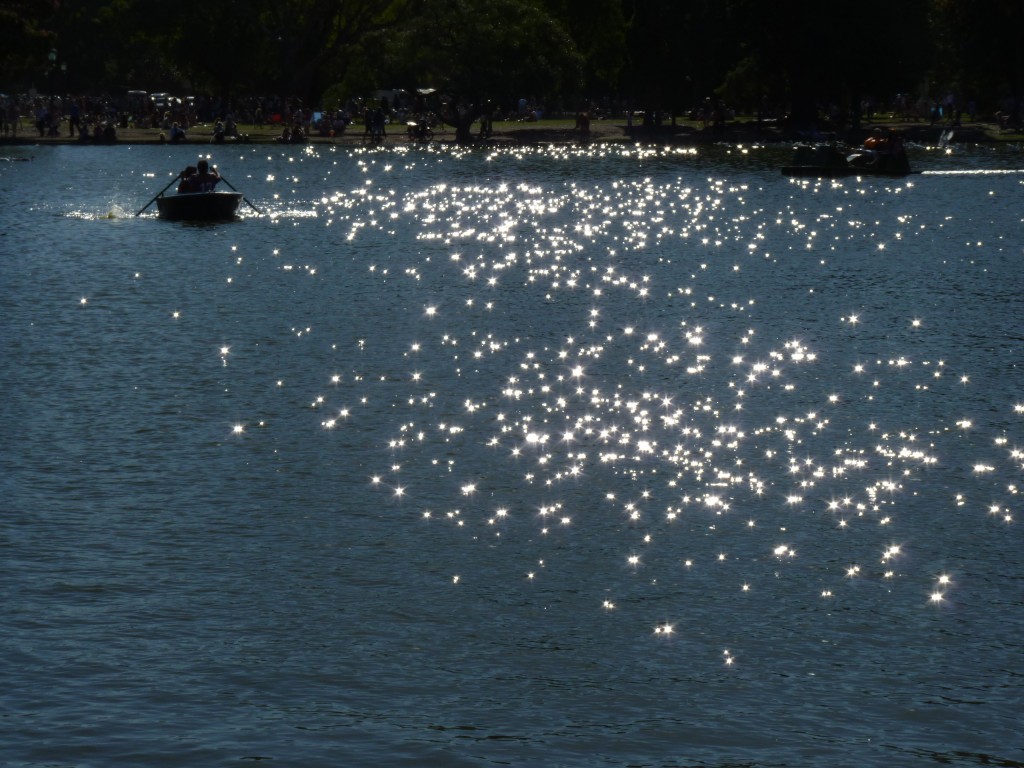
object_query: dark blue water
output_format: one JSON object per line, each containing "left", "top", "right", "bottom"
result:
{"left": 2, "top": 141, "right": 1023, "bottom": 767}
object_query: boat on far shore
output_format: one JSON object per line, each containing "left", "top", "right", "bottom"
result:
{"left": 781, "top": 142, "right": 913, "bottom": 178}
{"left": 156, "top": 190, "right": 243, "bottom": 221}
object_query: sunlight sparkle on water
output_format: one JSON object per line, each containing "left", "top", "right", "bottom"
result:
{"left": 202, "top": 144, "right": 1024, "bottom": 666}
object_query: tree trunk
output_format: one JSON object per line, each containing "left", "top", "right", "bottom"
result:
{"left": 454, "top": 115, "right": 475, "bottom": 144}
{"left": 849, "top": 83, "right": 863, "bottom": 130}
{"left": 445, "top": 99, "right": 482, "bottom": 145}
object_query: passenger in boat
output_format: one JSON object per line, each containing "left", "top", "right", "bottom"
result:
{"left": 177, "top": 165, "right": 199, "bottom": 193}
{"left": 853, "top": 128, "right": 908, "bottom": 172}
{"left": 862, "top": 128, "right": 887, "bottom": 161}
{"left": 887, "top": 130, "right": 905, "bottom": 157}
{"left": 851, "top": 127, "right": 892, "bottom": 168}
{"left": 882, "top": 129, "right": 909, "bottom": 171}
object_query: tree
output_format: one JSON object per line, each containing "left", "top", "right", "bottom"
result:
{"left": 4, "top": 0, "right": 1015, "bottom": 132}
{"left": 716, "top": 0, "right": 930, "bottom": 128}
{"left": 39, "top": 0, "right": 411, "bottom": 106}
{"left": 55, "top": 0, "right": 185, "bottom": 95}
{"left": 929, "top": 0, "right": 1024, "bottom": 120}
{"left": 383, "top": 0, "right": 584, "bottom": 143}
{"left": 0, "top": 0, "right": 59, "bottom": 89}
{"left": 246, "top": 0, "right": 410, "bottom": 105}
{"left": 546, "top": 0, "right": 628, "bottom": 98}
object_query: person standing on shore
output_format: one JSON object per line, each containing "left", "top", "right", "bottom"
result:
{"left": 0, "top": 95, "right": 12, "bottom": 136}
{"left": 69, "top": 99, "right": 81, "bottom": 137}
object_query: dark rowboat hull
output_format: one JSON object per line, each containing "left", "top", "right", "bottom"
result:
{"left": 781, "top": 143, "right": 913, "bottom": 178}
{"left": 157, "top": 191, "right": 243, "bottom": 221}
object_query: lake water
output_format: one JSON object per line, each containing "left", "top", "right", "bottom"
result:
{"left": 2, "top": 139, "right": 1023, "bottom": 767}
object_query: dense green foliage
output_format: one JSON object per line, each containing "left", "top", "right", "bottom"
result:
{"left": 5, "top": 0, "right": 1022, "bottom": 124}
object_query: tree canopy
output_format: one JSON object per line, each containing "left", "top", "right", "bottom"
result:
{"left": 4, "top": 0, "right": 1021, "bottom": 131}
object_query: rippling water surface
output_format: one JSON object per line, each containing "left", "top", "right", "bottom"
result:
{"left": 2, "top": 140, "right": 1023, "bottom": 767}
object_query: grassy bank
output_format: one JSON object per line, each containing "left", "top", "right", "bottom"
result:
{"left": 3, "top": 116, "right": 1021, "bottom": 146}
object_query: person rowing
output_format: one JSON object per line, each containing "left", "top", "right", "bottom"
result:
{"left": 194, "top": 159, "right": 221, "bottom": 191}
{"left": 177, "top": 158, "right": 221, "bottom": 193}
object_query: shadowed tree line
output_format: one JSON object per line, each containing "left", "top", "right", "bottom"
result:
{"left": 3, "top": 0, "right": 1022, "bottom": 140}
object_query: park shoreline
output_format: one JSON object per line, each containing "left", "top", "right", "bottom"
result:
{"left": 0, "top": 118, "right": 1014, "bottom": 148}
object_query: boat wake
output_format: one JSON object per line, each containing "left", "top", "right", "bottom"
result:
{"left": 66, "top": 204, "right": 133, "bottom": 220}
{"left": 921, "top": 168, "right": 1024, "bottom": 175}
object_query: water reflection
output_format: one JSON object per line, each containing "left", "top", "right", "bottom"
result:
{"left": 4, "top": 142, "right": 1024, "bottom": 762}
{"left": 143, "top": 142, "right": 1020, "bottom": 651}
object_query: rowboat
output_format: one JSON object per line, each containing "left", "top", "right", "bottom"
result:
{"left": 156, "top": 191, "right": 243, "bottom": 221}
{"left": 781, "top": 143, "right": 913, "bottom": 178}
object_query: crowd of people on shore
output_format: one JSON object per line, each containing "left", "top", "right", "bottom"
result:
{"left": 1, "top": 93, "right": 121, "bottom": 142}
{"left": 0, "top": 92, "right": 368, "bottom": 143}
{"left": 3, "top": 88, "right": 1021, "bottom": 147}
{"left": 0, "top": 89, "right": 560, "bottom": 144}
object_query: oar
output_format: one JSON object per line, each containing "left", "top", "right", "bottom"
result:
{"left": 136, "top": 172, "right": 182, "bottom": 216}
{"left": 218, "top": 174, "right": 262, "bottom": 215}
